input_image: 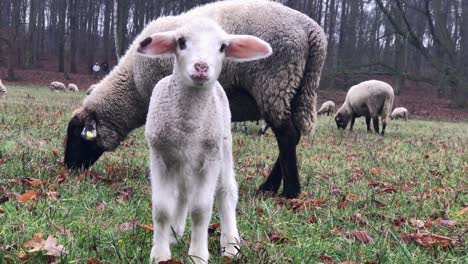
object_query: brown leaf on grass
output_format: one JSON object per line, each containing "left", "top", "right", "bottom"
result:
{"left": 23, "top": 234, "right": 66, "bottom": 256}
{"left": 158, "top": 260, "right": 182, "bottom": 264}
{"left": 86, "top": 258, "right": 105, "bottom": 264}
{"left": 255, "top": 207, "right": 264, "bottom": 216}
{"left": 392, "top": 217, "right": 406, "bottom": 228}
{"left": 340, "top": 262, "right": 357, "bottom": 264}
{"left": 319, "top": 255, "right": 334, "bottom": 264}
{"left": 350, "top": 213, "right": 367, "bottom": 226}
{"left": 18, "top": 190, "right": 38, "bottom": 203}
{"left": 0, "top": 208, "right": 4, "bottom": 214}
{"left": 343, "top": 230, "right": 374, "bottom": 244}
{"left": 308, "top": 215, "right": 317, "bottom": 223}
{"left": 457, "top": 207, "right": 468, "bottom": 216}
{"left": 208, "top": 222, "right": 220, "bottom": 234}
{"left": 17, "top": 252, "right": 29, "bottom": 261}
{"left": 268, "top": 233, "right": 288, "bottom": 243}
{"left": 351, "top": 167, "right": 363, "bottom": 181}
{"left": 46, "top": 192, "right": 60, "bottom": 199}
{"left": 400, "top": 232, "right": 462, "bottom": 247}
{"left": 57, "top": 168, "right": 67, "bottom": 183}
{"left": 93, "top": 201, "right": 105, "bottom": 211}
{"left": 116, "top": 188, "right": 133, "bottom": 204}
{"left": 23, "top": 178, "right": 48, "bottom": 188}
{"left": 275, "top": 197, "right": 325, "bottom": 211}
{"left": 372, "top": 198, "right": 385, "bottom": 208}
{"left": 23, "top": 234, "right": 45, "bottom": 253}
{"left": 437, "top": 219, "right": 457, "bottom": 227}
{"left": 139, "top": 224, "right": 154, "bottom": 231}
{"left": 338, "top": 196, "right": 348, "bottom": 210}
{"left": 119, "top": 218, "right": 140, "bottom": 232}
{"left": 409, "top": 219, "right": 431, "bottom": 229}
{"left": 330, "top": 227, "right": 342, "bottom": 235}
{"left": 380, "top": 187, "right": 397, "bottom": 194}
{"left": 369, "top": 167, "right": 380, "bottom": 175}
{"left": 53, "top": 224, "right": 71, "bottom": 234}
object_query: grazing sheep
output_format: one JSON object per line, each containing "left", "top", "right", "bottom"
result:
{"left": 335, "top": 80, "right": 394, "bottom": 135}
{"left": 391, "top": 107, "right": 408, "bottom": 121}
{"left": 86, "top": 84, "right": 97, "bottom": 95}
{"left": 68, "top": 83, "right": 79, "bottom": 92}
{"left": 0, "top": 79, "right": 7, "bottom": 97}
{"left": 317, "top": 100, "right": 335, "bottom": 116}
{"left": 49, "top": 81, "right": 67, "bottom": 92}
{"left": 138, "top": 18, "right": 271, "bottom": 264}
{"left": 64, "top": 0, "right": 327, "bottom": 198}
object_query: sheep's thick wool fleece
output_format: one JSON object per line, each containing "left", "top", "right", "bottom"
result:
{"left": 82, "top": 0, "right": 327, "bottom": 150}
{"left": 341, "top": 80, "right": 394, "bottom": 118}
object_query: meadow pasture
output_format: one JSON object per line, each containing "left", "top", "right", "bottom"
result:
{"left": 0, "top": 86, "right": 467, "bottom": 263}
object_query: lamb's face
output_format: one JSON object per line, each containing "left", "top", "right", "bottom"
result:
{"left": 335, "top": 113, "right": 349, "bottom": 130}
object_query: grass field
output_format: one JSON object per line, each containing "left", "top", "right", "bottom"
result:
{"left": 0, "top": 86, "right": 467, "bottom": 264}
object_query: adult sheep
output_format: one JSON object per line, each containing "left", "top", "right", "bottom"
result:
{"left": 50, "top": 81, "right": 67, "bottom": 92}
{"left": 317, "top": 100, "right": 335, "bottom": 116}
{"left": 335, "top": 80, "right": 394, "bottom": 135}
{"left": 68, "top": 83, "right": 79, "bottom": 92}
{"left": 391, "top": 107, "right": 408, "bottom": 121}
{"left": 65, "top": 0, "right": 327, "bottom": 198}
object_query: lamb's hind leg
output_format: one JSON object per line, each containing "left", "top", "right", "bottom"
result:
{"left": 216, "top": 142, "right": 240, "bottom": 257}
{"left": 188, "top": 163, "right": 218, "bottom": 264}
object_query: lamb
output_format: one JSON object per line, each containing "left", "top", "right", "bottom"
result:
{"left": 0, "top": 79, "right": 7, "bottom": 97}
{"left": 68, "top": 83, "right": 79, "bottom": 92}
{"left": 139, "top": 18, "right": 271, "bottom": 263}
{"left": 49, "top": 81, "right": 67, "bottom": 92}
{"left": 317, "top": 100, "right": 335, "bottom": 116}
{"left": 335, "top": 80, "right": 394, "bottom": 135}
{"left": 64, "top": 0, "right": 327, "bottom": 198}
{"left": 391, "top": 107, "right": 408, "bottom": 121}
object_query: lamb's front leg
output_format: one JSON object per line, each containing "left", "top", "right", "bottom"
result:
{"left": 150, "top": 167, "right": 177, "bottom": 263}
{"left": 188, "top": 164, "right": 218, "bottom": 264}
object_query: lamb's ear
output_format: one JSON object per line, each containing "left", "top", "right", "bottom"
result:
{"left": 137, "top": 32, "right": 177, "bottom": 58}
{"left": 225, "top": 35, "right": 272, "bottom": 62}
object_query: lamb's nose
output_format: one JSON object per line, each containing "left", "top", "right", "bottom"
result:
{"left": 194, "top": 62, "right": 209, "bottom": 73}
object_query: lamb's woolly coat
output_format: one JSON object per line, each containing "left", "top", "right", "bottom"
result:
{"left": 50, "top": 81, "right": 67, "bottom": 92}
{"left": 391, "top": 107, "right": 408, "bottom": 121}
{"left": 335, "top": 80, "right": 394, "bottom": 134}
{"left": 68, "top": 83, "right": 79, "bottom": 92}
{"left": 317, "top": 100, "right": 335, "bottom": 115}
{"left": 65, "top": 0, "right": 327, "bottom": 198}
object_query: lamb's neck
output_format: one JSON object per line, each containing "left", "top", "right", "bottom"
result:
{"left": 168, "top": 75, "right": 215, "bottom": 114}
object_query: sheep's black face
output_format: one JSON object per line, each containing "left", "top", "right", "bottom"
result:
{"left": 64, "top": 114, "right": 104, "bottom": 170}
{"left": 335, "top": 114, "right": 349, "bottom": 130}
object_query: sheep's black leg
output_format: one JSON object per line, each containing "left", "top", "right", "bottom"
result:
{"left": 258, "top": 158, "right": 282, "bottom": 194}
{"left": 372, "top": 117, "right": 379, "bottom": 133}
{"left": 366, "top": 116, "right": 371, "bottom": 132}
{"left": 381, "top": 121, "right": 386, "bottom": 135}
{"left": 350, "top": 116, "right": 356, "bottom": 131}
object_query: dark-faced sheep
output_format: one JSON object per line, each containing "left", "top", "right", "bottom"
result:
{"left": 335, "top": 80, "right": 394, "bottom": 135}
{"left": 64, "top": 0, "right": 327, "bottom": 198}
{"left": 68, "top": 83, "right": 79, "bottom": 92}
{"left": 317, "top": 100, "right": 335, "bottom": 116}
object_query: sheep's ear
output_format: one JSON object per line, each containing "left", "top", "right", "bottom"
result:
{"left": 225, "top": 35, "right": 272, "bottom": 62}
{"left": 137, "top": 32, "right": 177, "bottom": 58}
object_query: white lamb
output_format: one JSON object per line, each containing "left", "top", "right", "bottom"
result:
{"left": 68, "top": 83, "right": 79, "bottom": 92}
{"left": 317, "top": 100, "right": 335, "bottom": 116}
{"left": 0, "top": 79, "right": 7, "bottom": 97}
{"left": 391, "top": 107, "right": 408, "bottom": 121}
{"left": 137, "top": 18, "right": 272, "bottom": 263}
{"left": 49, "top": 81, "right": 67, "bottom": 92}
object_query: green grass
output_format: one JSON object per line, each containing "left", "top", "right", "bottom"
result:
{"left": 0, "top": 86, "right": 467, "bottom": 263}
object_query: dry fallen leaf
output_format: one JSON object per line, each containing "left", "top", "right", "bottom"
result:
{"left": 208, "top": 222, "right": 220, "bottom": 234}
{"left": 139, "top": 224, "right": 154, "bottom": 231}
{"left": 18, "top": 190, "right": 38, "bottom": 203}
{"left": 158, "top": 260, "right": 182, "bottom": 264}
{"left": 43, "top": 235, "right": 67, "bottom": 256}
{"left": 319, "top": 255, "right": 334, "bottom": 264}
{"left": 23, "top": 234, "right": 45, "bottom": 253}
{"left": 369, "top": 167, "right": 380, "bottom": 175}
{"left": 17, "top": 252, "right": 29, "bottom": 261}
{"left": 456, "top": 207, "right": 468, "bottom": 216}
{"left": 400, "top": 232, "right": 462, "bottom": 247}
{"left": 86, "top": 258, "right": 104, "bottom": 264}
{"left": 268, "top": 233, "right": 288, "bottom": 243}
{"left": 93, "top": 201, "right": 106, "bottom": 211}
{"left": 344, "top": 230, "right": 374, "bottom": 244}
{"left": 119, "top": 218, "right": 140, "bottom": 232}
{"left": 256, "top": 207, "right": 264, "bottom": 216}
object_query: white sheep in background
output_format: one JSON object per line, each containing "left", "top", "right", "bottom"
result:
{"left": 49, "top": 81, "right": 67, "bottom": 92}
{"left": 317, "top": 100, "right": 336, "bottom": 116}
{"left": 138, "top": 18, "right": 272, "bottom": 263}
{"left": 391, "top": 107, "right": 408, "bottom": 121}
{"left": 68, "top": 83, "right": 79, "bottom": 92}
{"left": 0, "top": 79, "right": 7, "bottom": 97}
{"left": 335, "top": 80, "right": 394, "bottom": 135}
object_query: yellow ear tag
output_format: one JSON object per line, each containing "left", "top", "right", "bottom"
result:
{"left": 86, "top": 131, "right": 94, "bottom": 138}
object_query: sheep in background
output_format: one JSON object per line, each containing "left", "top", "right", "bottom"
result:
{"left": 137, "top": 18, "right": 271, "bottom": 263}
{"left": 391, "top": 107, "right": 408, "bottom": 121}
{"left": 68, "top": 83, "right": 79, "bottom": 92}
{"left": 86, "top": 84, "right": 97, "bottom": 95}
{"left": 64, "top": 0, "right": 327, "bottom": 198}
{"left": 49, "top": 81, "right": 67, "bottom": 92}
{"left": 0, "top": 79, "right": 7, "bottom": 97}
{"left": 317, "top": 100, "right": 335, "bottom": 116}
{"left": 335, "top": 80, "right": 394, "bottom": 135}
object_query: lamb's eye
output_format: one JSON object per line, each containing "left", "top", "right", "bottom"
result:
{"left": 220, "top": 43, "right": 227, "bottom": 53}
{"left": 178, "top": 37, "right": 186, "bottom": 50}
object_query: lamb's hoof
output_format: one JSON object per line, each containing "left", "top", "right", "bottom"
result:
{"left": 150, "top": 246, "right": 171, "bottom": 264}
